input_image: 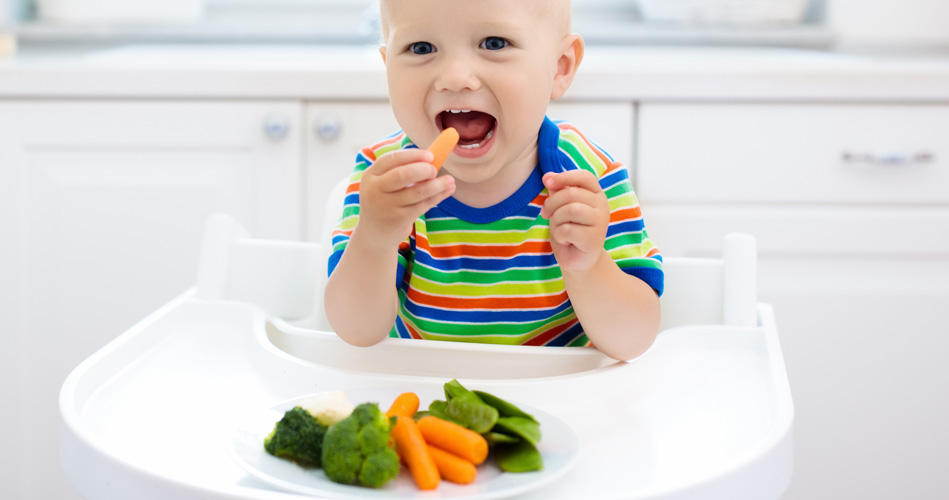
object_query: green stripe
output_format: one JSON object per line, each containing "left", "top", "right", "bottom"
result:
{"left": 427, "top": 216, "right": 544, "bottom": 233}
{"left": 412, "top": 261, "right": 563, "bottom": 284}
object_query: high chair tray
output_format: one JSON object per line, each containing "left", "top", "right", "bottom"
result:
{"left": 60, "top": 292, "right": 793, "bottom": 500}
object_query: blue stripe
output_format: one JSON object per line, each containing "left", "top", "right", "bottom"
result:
{"left": 607, "top": 219, "right": 645, "bottom": 238}
{"left": 402, "top": 298, "right": 572, "bottom": 324}
{"left": 414, "top": 251, "right": 558, "bottom": 272}
{"left": 328, "top": 250, "right": 342, "bottom": 277}
{"left": 546, "top": 322, "right": 585, "bottom": 347}
{"left": 393, "top": 318, "right": 413, "bottom": 339}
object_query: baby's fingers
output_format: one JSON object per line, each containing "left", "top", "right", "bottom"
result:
{"left": 541, "top": 185, "right": 602, "bottom": 220}
{"left": 371, "top": 149, "right": 437, "bottom": 189}
{"left": 547, "top": 202, "right": 599, "bottom": 231}
{"left": 543, "top": 169, "right": 602, "bottom": 194}
{"left": 395, "top": 176, "right": 456, "bottom": 210}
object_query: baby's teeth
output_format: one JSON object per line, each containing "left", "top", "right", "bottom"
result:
{"left": 458, "top": 129, "right": 494, "bottom": 149}
{"left": 448, "top": 109, "right": 471, "bottom": 114}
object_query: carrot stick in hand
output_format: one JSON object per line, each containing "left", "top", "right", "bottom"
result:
{"left": 417, "top": 416, "right": 489, "bottom": 465}
{"left": 428, "top": 127, "right": 459, "bottom": 170}
{"left": 428, "top": 445, "right": 477, "bottom": 484}
{"left": 392, "top": 417, "right": 440, "bottom": 490}
{"left": 386, "top": 392, "right": 420, "bottom": 418}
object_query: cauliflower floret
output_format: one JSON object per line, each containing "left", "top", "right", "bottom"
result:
{"left": 298, "top": 390, "right": 355, "bottom": 426}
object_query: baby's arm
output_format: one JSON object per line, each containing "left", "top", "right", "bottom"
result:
{"left": 541, "top": 170, "right": 660, "bottom": 360}
{"left": 325, "top": 149, "right": 455, "bottom": 346}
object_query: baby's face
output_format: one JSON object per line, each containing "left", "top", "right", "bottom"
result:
{"left": 380, "top": 0, "right": 572, "bottom": 187}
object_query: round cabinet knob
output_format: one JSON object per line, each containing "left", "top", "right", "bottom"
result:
{"left": 263, "top": 114, "right": 291, "bottom": 141}
{"left": 314, "top": 115, "right": 343, "bottom": 142}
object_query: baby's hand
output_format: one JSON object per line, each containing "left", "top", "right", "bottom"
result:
{"left": 357, "top": 148, "right": 456, "bottom": 250}
{"left": 540, "top": 170, "right": 610, "bottom": 272}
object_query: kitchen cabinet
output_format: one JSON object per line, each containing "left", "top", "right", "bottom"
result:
{"left": 0, "top": 100, "right": 303, "bottom": 500}
{"left": 636, "top": 103, "right": 949, "bottom": 500}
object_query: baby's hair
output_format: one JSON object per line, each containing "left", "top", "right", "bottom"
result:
{"left": 379, "top": 0, "right": 574, "bottom": 41}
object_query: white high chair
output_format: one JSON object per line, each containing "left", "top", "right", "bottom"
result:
{"left": 59, "top": 177, "right": 794, "bottom": 500}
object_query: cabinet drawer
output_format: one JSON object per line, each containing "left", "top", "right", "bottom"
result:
{"left": 637, "top": 104, "right": 949, "bottom": 204}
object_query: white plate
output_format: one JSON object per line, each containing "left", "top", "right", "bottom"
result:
{"left": 228, "top": 389, "right": 580, "bottom": 499}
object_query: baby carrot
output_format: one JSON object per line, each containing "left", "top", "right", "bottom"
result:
{"left": 386, "top": 392, "right": 420, "bottom": 418}
{"left": 427, "top": 445, "right": 477, "bottom": 485}
{"left": 428, "top": 127, "right": 459, "bottom": 170}
{"left": 417, "top": 416, "right": 489, "bottom": 465}
{"left": 392, "top": 416, "right": 440, "bottom": 490}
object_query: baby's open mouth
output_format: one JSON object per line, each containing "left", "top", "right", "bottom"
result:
{"left": 437, "top": 109, "right": 496, "bottom": 149}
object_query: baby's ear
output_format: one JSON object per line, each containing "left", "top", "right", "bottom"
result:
{"left": 551, "top": 34, "right": 584, "bottom": 100}
{"left": 379, "top": 44, "right": 387, "bottom": 64}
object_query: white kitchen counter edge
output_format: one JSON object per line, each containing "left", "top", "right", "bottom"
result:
{"left": 2, "top": 45, "right": 949, "bottom": 100}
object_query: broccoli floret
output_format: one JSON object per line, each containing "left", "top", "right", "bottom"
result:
{"left": 263, "top": 406, "right": 328, "bottom": 466}
{"left": 321, "top": 402, "right": 400, "bottom": 488}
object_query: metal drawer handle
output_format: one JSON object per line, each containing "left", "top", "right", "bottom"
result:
{"left": 842, "top": 151, "right": 935, "bottom": 167}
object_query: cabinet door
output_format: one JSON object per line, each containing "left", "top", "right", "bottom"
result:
{"left": 305, "top": 101, "right": 399, "bottom": 241}
{"left": 0, "top": 100, "right": 303, "bottom": 500}
{"left": 304, "top": 100, "right": 635, "bottom": 242}
{"left": 636, "top": 102, "right": 949, "bottom": 500}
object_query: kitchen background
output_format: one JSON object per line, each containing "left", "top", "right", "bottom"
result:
{"left": 1, "top": 0, "right": 948, "bottom": 499}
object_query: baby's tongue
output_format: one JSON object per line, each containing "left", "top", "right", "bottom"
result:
{"left": 442, "top": 111, "right": 494, "bottom": 142}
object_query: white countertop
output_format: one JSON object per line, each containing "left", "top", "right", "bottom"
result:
{"left": 2, "top": 44, "right": 949, "bottom": 101}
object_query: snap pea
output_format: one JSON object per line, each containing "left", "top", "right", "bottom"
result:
{"left": 483, "top": 431, "right": 521, "bottom": 446}
{"left": 495, "top": 440, "right": 544, "bottom": 472}
{"left": 493, "top": 416, "right": 541, "bottom": 446}
{"left": 444, "top": 379, "right": 485, "bottom": 403}
{"left": 473, "top": 390, "right": 537, "bottom": 422}
{"left": 445, "top": 397, "right": 499, "bottom": 434}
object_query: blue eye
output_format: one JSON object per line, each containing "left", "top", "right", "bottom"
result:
{"left": 408, "top": 42, "right": 435, "bottom": 55}
{"left": 480, "top": 37, "right": 509, "bottom": 51}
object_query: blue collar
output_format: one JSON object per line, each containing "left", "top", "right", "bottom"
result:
{"left": 435, "top": 117, "right": 561, "bottom": 223}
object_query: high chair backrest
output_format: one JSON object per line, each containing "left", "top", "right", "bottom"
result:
{"left": 195, "top": 177, "right": 758, "bottom": 331}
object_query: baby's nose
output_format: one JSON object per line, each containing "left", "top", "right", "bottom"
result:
{"left": 434, "top": 58, "right": 482, "bottom": 93}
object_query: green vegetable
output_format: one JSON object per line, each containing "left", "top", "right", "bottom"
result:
{"left": 495, "top": 440, "right": 544, "bottom": 472}
{"left": 431, "top": 379, "right": 500, "bottom": 433}
{"left": 483, "top": 431, "right": 521, "bottom": 446}
{"left": 445, "top": 396, "right": 499, "bottom": 434}
{"left": 263, "top": 406, "right": 329, "bottom": 466}
{"left": 494, "top": 416, "right": 542, "bottom": 446}
{"left": 444, "top": 379, "right": 483, "bottom": 402}
{"left": 473, "top": 390, "right": 537, "bottom": 422}
{"left": 320, "top": 402, "right": 401, "bottom": 488}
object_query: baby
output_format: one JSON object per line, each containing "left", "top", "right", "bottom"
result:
{"left": 324, "top": 0, "right": 663, "bottom": 361}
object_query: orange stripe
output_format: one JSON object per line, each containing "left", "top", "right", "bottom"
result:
{"left": 426, "top": 240, "right": 552, "bottom": 259}
{"left": 645, "top": 247, "right": 661, "bottom": 258}
{"left": 559, "top": 123, "right": 613, "bottom": 168}
{"left": 345, "top": 181, "right": 360, "bottom": 195}
{"left": 363, "top": 133, "right": 406, "bottom": 162}
{"left": 406, "top": 287, "right": 568, "bottom": 310}
{"left": 360, "top": 146, "right": 379, "bottom": 162}
{"left": 604, "top": 161, "right": 625, "bottom": 174}
{"left": 610, "top": 206, "right": 641, "bottom": 222}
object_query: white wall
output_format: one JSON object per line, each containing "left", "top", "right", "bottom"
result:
{"left": 829, "top": 0, "right": 949, "bottom": 48}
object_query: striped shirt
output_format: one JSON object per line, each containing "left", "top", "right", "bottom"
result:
{"left": 328, "top": 117, "right": 663, "bottom": 346}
